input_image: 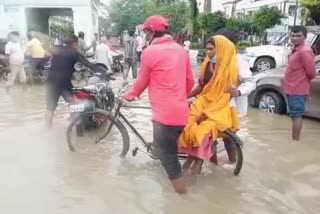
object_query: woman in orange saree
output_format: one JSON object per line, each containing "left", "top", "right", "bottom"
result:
{"left": 179, "top": 35, "right": 240, "bottom": 174}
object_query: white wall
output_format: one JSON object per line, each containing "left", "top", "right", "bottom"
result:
{"left": 0, "top": 0, "right": 90, "bottom": 6}
{"left": 0, "top": 5, "right": 27, "bottom": 39}
{"left": 0, "top": 1, "right": 98, "bottom": 43}
{"left": 222, "top": 3, "right": 234, "bottom": 17}
{"left": 73, "top": 6, "right": 96, "bottom": 44}
{"left": 198, "top": 0, "right": 224, "bottom": 13}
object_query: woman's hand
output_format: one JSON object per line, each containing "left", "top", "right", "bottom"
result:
{"left": 198, "top": 78, "right": 205, "bottom": 86}
{"left": 189, "top": 85, "right": 204, "bottom": 98}
{"left": 197, "top": 113, "right": 207, "bottom": 125}
{"left": 188, "top": 97, "right": 196, "bottom": 107}
{"left": 227, "top": 86, "right": 241, "bottom": 97}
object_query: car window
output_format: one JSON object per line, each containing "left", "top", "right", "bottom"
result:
{"left": 316, "top": 59, "right": 320, "bottom": 76}
{"left": 311, "top": 35, "right": 320, "bottom": 56}
{"left": 306, "top": 32, "right": 316, "bottom": 45}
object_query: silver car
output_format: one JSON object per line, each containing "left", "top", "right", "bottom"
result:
{"left": 249, "top": 55, "right": 320, "bottom": 119}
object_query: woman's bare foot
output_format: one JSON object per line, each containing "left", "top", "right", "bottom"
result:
{"left": 210, "top": 155, "right": 218, "bottom": 165}
{"left": 210, "top": 141, "right": 218, "bottom": 164}
{"left": 171, "top": 176, "right": 187, "bottom": 194}
{"left": 182, "top": 157, "right": 195, "bottom": 176}
{"left": 183, "top": 156, "right": 195, "bottom": 171}
{"left": 190, "top": 159, "right": 204, "bottom": 174}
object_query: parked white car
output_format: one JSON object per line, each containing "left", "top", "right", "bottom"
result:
{"left": 243, "top": 31, "right": 319, "bottom": 72}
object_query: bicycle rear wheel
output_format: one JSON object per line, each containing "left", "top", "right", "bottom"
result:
{"left": 215, "top": 130, "right": 243, "bottom": 176}
{"left": 66, "top": 109, "right": 130, "bottom": 157}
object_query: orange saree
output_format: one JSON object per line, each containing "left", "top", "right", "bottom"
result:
{"left": 179, "top": 35, "right": 240, "bottom": 160}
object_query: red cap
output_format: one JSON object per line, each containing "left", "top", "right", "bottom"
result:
{"left": 142, "top": 15, "right": 169, "bottom": 32}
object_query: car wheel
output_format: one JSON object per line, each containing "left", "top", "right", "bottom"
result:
{"left": 254, "top": 58, "right": 275, "bottom": 72}
{"left": 257, "top": 91, "right": 286, "bottom": 114}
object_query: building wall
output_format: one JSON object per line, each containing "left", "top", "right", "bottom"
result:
{"left": 198, "top": 0, "right": 217, "bottom": 13}
{"left": 0, "top": 5, "right": 26, "bottom": 38}
{"left": 223, "top": 0, "right": 302, "bottom": 27}
{"left": 0, "top": 0, "right": 90, "bottom": 6}
{"left": 0, "top": 0, "right": 98, "bottom": 43}
{"left": 73, "top": 6, "right": 95, "bottom": 44}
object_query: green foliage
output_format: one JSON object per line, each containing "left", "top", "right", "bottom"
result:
{"left": 106, "top": 1, "right": 286, "bottom": 39}
{"left": 252, "top": 6, "right": 284, "bottom": 33}
{"left": 148, "top": 1, "right": 190, "bottom": 34}
{"left": 108, "top": 0, "right": 151, "bottom": 34}
{"left": 198, "top": 11, "right": 227, "bottom": 34}
{"left": 237, "top": 40, "right": 252, "bottom": 48}
{"left": 226, "top": 17, "right": 259, "bottom": 35}
{"left": 107, "top": 0, "right": 189, "bottom": 35}
{"left": 301, "top": 0, "right": 320, "bottom": 24}
{"left": 301, "top": 0, "right": 320, "bottom": 6}
{"left": 190, "top": 42, "right": 202, "bottom": 49}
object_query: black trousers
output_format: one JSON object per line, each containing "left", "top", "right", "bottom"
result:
{"left": 46, "top": 82, "right": 72, "bottom": 111}
{"left": 153, "top": 121, "right": 184, "bottom": 180}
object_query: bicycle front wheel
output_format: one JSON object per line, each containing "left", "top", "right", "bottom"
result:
{"left": 66, "top": 109, "right": 130, "bottom": 157}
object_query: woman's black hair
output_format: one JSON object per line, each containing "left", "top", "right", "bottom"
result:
{"left": 206, "top": 37, "right": 215, "bottom": 46}
{"left": 214, "top": 27, "right": 240, "bottom": 45}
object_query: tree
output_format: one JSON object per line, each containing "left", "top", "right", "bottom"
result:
{"left": 107, "top": 0, "right": 152, "bottom": 35}
{"left": 152, "top": 0, "right": 177, "bottom": 5}
{"left": 106, "top": 0, "right": 189, "bottom": 36}
{"left": 187, "top": 0, "right": 199, "bottom": 36}
{"left": 227, "top": 17, "right": 259, "bottom": 35}
{"left": 301, "top": 0, "right": 320, "bottom": 25}
{"left": 252, "top": 6, "right": 284, "bottom": 33}
{"left": 147, "top": 0, "right": 190, "bottom": 35}
{"left": 252, "top": 6, "right": 284, "bottom": 43}
{"left": 198, "top": 11, "right": 227, "bottom": 34}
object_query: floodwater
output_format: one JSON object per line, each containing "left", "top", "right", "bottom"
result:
{"left": 1, "top": 75, "right": 320, "bottom": 214}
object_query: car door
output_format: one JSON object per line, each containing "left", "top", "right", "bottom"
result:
{"left": 305, "top": 58, "right": 320, "bottom": 118}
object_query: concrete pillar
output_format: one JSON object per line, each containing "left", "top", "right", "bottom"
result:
{"left": 72, "top": 6, "right": 94, "bottom": 45}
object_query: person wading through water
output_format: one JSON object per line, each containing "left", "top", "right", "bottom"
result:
{"left": 124, "top": 15, "right": 194, "bottom": 194}
{"left": 123, "top": 30, "right": 138, "bottom": 86}
{"left": 282, "top": 26, "right": 316, "bottom": 141}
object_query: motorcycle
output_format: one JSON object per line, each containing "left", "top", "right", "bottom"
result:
{"left": 69, "top": 69, "right": 115, "bottom": 136}
{"left": 111, "top": 53, "right": 124, "bottom": 73}
{"left": 24, "top": 56, "right": 51, "bottom": 83}
{"left": 85, "top": 51, "right": 124, "bottom": 73}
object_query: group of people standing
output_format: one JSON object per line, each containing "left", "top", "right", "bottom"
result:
{"left": 4, "top": 31, "right": 47, "bottom": 92}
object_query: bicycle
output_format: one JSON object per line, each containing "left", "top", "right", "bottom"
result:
{"left": 66, "top": 71, "right": 128, "bottom": 155}
{"left": 96, "top": 85, "right": 243, "bottom": 176}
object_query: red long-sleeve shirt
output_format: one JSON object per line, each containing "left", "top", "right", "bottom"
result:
{"left": 283, "top": 44, "right": 316, "bottom": 95}
{"left": 125, "top": 36, "right": 194, "bottom": 126}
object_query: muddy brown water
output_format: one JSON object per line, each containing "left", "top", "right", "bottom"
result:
{"left": 1, "top": 75, "right": 320, "bottom": 214}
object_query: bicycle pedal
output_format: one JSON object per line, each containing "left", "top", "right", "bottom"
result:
{"left": 132, "top": 147, "right": 139, "bottom": 156}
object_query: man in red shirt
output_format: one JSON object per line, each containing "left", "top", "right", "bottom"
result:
{"left": 124, "top": 16, "right": 194, "bottom": 194}
{"left": 283, "top": 26, "right": 316, "bottom": 141}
